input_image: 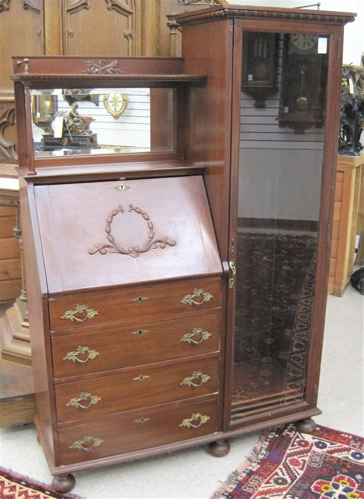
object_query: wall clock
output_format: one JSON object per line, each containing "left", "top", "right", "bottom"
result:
{"left": 278, "top": 33, "right": 328, "bottom": 134}
{"left": 241, "top": 32, "right": 278, "bottom": 108}
{"left": 290, "top": 34, "right": 318, "bottom": 53}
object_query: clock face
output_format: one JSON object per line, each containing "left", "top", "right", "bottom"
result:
{"left": 290, "top": 34, "right": 318, "bottom": 51}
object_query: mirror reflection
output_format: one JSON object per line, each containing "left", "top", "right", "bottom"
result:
{"left": 31, "top": 88, "right": 174, "bottom": 157}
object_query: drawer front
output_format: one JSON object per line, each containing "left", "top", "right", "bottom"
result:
{"left": 49, "top": 277, "right": 221, "bottom": 331}
{"left": 58, "top": 398, "right": 219, "bottom": 465}
{"left": 52, "top": 313, "right": 220, "bottom": 378}
{"left": 56, "top": 357, "right": 219, "bottom": 423}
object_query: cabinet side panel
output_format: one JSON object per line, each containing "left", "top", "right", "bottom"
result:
{"left": 181, "top": 20, "right": 233, "bottom": 260}
{"left": 19, "top": 177, "right": 58, "bottom": 466}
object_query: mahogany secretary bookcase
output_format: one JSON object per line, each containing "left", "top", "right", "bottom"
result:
{"left": 12, "top": 5, "right": 355, "bottom": 493}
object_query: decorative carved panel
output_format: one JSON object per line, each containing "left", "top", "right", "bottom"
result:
{"left": 0, "top": 104, "right": 17, "bottom": 162}
{"left": 0, "top": 0, "right": 44, "bottom": 93}
{"left": 0, "top": 0, "right": 10, "bottom": 13}
{"left": 66, "top": 0, "right": 90, "bottom": 15}
{"left": 63, "top": 0, "right": 136, "bottom": 56}
{"left": 24, "top": 0, "right": 42, "bottom": 12}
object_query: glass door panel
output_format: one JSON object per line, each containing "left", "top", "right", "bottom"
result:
{"left": 231, "top": 31, "right": 329, "bottom": 420}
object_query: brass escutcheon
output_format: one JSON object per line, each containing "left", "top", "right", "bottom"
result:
{"left": 131, "top": 329, "right": 149, "bottom": 335}
{"left": 180, "top": 328, "right": 212, "bottom": 345}
{"left": 180, "top": 371, "right": 211, "bottom": 388}
{"left": 133, "top": 375, "right": 150, "bottom": 381}
{"left": 134, "top": 418, "right": 150, "bottom": 424}
{"left": 132, "top": 297, "right": 148, "bottom": 303}
{"left": 66, "top": 392, "right": 102, "bottom": 410}
{"left": 60, "top": 305, "right": 98, "bottom": 323}
{"left": 179, "top": 413, "right": 210, "bottom": 429}
{"left": 180, "top": 289, "right": 213, "bottom": 306}
{"left": 63, "top": 346, "right": 100, "bottom": 364}
{"left": 69, "top": 435, "right": 104, "bottom": 452}
{"left": 114, "top": 184, "right": 130, "bottom": 192}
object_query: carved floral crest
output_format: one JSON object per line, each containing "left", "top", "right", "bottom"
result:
{"left": 89, "top": 204, "right": 176, "bottom": 258}
{"left": 82, "top": 59, "right": 125, "bottom": 75}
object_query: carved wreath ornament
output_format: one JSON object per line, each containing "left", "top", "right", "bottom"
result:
{"left": 89, "top": 204, "right": 176, "bottom": 258}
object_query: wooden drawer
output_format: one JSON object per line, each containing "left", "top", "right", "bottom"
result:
{"left": 55, "top": 357, "right": 219, "bottom": 423}
{"left": 49, "top": 277, "right": 221, "bottom": 331}
{"left": 52, "top": 312, "right": 220, "bottom": 378}
{"left": 58, "top": 398, "right": 219, "bottom": 466}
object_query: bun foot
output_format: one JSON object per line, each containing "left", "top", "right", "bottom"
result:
{"left": 52, "top": 473, "right": 76, "bottom": 494}
{"left": 296, "top": 418, "right": 317, "bottom": 434}
{"left": 207, "top": 439, "right": 231, "bottom": 457}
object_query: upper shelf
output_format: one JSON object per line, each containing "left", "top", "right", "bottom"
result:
{"left": 12, "top": 56, "right": 208, "bottom": 175}
{"left": 11, "top": 56, "right": 207, "bottom": 88}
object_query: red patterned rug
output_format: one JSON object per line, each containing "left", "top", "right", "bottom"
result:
{"left": 0, "top": 467, "right": 83, "bottom": 499}
{"left": 212, "top": 424, "right": 364, "bottom": 498}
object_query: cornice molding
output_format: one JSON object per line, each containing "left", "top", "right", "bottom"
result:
{"left": 175, "top": 6, "right": 356, "bottom": 26}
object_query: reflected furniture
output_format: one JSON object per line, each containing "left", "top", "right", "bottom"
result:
{"left": 329, "top": 153, "right": 364, "bottom": 295}
{"left": 12, "top": 4, "right": 355, "bottom": 493}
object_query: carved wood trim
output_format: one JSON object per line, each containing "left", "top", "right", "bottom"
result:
{"left": 106, "top": 0, "right": 135, "bottom": 57}
{"left": 0, "top": 107, "right": 17, "bottom": 161}
{"left": 82, "top": 59, "right": 126, "bottom": 75}
{"left": 23, "top": 0, "right": 42, "bottom": 12}
{"left": 106, "top": 0, "right": 133, "bottom": 15}
{"left": 0, "top": 0, "right": 10, "bottom": 12}
{"left": 89, "top": 203, "right": 176, "bottom": 258}
{"left": 176, "top": 7, "right": 356, "bottom": 25}
{"left": 65, "top": 0, "right": 90, "bottom": 15}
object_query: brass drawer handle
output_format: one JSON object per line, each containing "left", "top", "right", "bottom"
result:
{"left": 133, "top": 375, "right": 150, "bottom": 381}
{"left": 60, "top": 304, "right": 98, "bottom": 323}
{"left": 180, "top": 289, "right": 213, "bottom": 306}
{"left": 69, "top": 435, "right": 104, "bottom": 452}
{"left": 180, "top": 328, "right": 212, "bottom": 345}
{"left": 66, "top": 392, "right": 102, "bottom": 410}
{"left": 63, "top": 346, "right": 100, "bottom": 364}
{"left": 179, "top": 413, "right": 210, "bottom": 429}
{"left": 180, "top": 371, "right": 211, "bottom": 388}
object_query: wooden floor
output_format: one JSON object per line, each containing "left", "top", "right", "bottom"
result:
{"left": 0, "top": 303, "right": 35, "bottom": 427}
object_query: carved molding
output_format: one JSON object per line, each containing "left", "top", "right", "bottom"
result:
{"left": 0, "top": 107, "right": 17, "bottom": 161}
{"left": 110, "top": 0, "right": 136, "bottom": 56}
{"left": 0, "top": 0, "right": 10, "bottom": 13}
{"left": 176, "top": 7, "right": 356, "bottom": 26}
{"left": 106, "top": 0, "right": 133, "bottom": 15}
{"left": 105, "top": 0, "right": 136, "bottom": 56}
{"left": 23, "top": 0, "right": 42, "bottom": 12}
{"left": 66, "top": 0, "right": 90, "bottom": 15}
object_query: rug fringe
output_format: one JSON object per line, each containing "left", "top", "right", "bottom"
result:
{"left": 210, "top": 427, "right": 275, "bottom": 499}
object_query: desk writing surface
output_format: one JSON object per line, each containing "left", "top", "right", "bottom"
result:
{"left": 34, "top": 175, "right": 222, "bottom": 293}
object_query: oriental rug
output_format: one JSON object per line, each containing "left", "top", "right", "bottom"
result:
{"left": 0, "top": 467, "right": 84, "bottom": 499}
{"left": 211, "top": 424, "right": 364, "bottom": 499}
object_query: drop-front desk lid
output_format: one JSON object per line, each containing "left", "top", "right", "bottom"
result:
{"left": 34, "top": 175, "right": 222, "bottom": 294}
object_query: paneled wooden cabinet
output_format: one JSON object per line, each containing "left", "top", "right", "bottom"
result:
{"left": 12, "top": 5, "right": 355, "bottom": 493}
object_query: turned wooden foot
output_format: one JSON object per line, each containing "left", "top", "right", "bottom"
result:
{"left": 296, "top": 418, "right": 317, "bottom": 434}
{"left": 207, "top": 439, "right": 231, "bottom": 457}
{"left": 52, "top": 473, "right": 75, "bottom": 494}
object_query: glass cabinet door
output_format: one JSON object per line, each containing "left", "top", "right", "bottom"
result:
{"left": 230, "top": 30, "right": 329, "bottom": 421}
